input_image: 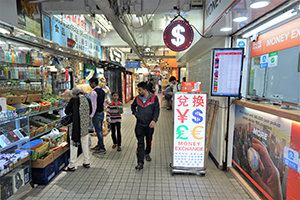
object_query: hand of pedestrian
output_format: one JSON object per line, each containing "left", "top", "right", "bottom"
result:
{"left": 149, "top": 121, "right": 156, "bottom": 128}
{"left": 251, "top": 138, "right": 283, "bottom": 200}
{"left": 89, "top": 118, "right": 92, "bottom": 125}
{"left": 168, "top": 92, "right": 172, "bottom": 95}
{"left": 107, "top": 119, "right": 111, "bottom": 123}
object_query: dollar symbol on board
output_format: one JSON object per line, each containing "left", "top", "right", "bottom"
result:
{"left": 171, "top": 24, "right": 185, "bottom": 47}
{"left": 192, "top": 109, "right": 203, "bottom": 124}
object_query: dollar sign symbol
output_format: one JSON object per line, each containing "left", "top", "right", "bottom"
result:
{"left": 192, "top": 109, "right": 203, "bottom": 124}
{"left": 171, "top": 24, "right": 185, "bottom": 47}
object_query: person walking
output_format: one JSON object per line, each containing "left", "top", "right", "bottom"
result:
{"left": 131, "top": 82, "right": 160, "bottom": 170}
{"left": 147, "top": 78, "right": 156, "bottom": 94}
{"left": 63, "top": 87, "right": 92, "bottom": 171}
{"left": 106, "top": 92, "right": 123, "bottom": 151}
{"left": 89, "top": 77, "right": 106, "bottom": 154}
{"left": 158, "top": 79, "right": 162, "bottom": 93}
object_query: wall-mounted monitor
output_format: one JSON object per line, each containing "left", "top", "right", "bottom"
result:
{"left": 211, "top": 48, "right": 244, "bottom": 97}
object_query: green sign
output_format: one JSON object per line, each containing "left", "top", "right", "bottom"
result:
{"left": 25, "top": 16, "right": 41, "bottom": 37}
{"left": 268, "top": 51, "right": 278, "bottom": 67}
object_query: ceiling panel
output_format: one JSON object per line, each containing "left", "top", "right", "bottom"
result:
{"left": 205, "top": 0, "right": 289, "bottom": 36}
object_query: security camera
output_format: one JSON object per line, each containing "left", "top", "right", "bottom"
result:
{"left": 250, "top": 33, "right": 258, "bottom": 42}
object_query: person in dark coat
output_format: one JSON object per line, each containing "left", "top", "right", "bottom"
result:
{"left": 63, "top": 87, "right": 92, "bottom": 171}
{"left": 131, "top": 82, "right": 160, "bottom": 170}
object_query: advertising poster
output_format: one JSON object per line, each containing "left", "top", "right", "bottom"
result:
{"left": 17, "top": 0, "right": 42, "bottom": 36}
{"left": 51, "top": 15, "right": 102, "bottom": 59}
{"left": 173, "top": 93, "right": 207, "bottom": 168}
{"left": 233, "top": 105, "right": 300, "bottom": 200}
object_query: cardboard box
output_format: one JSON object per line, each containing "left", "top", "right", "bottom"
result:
{"left": 31, "top": 152, "right": 54, "bottom": 168}
{"left": 30, "top": 120, "right": 46, "bottom": 136}
{"left": 3, "top": 94, "right": 27, "bottom": 105}
{"left": 35, "top": 101, "right": 51, "bottom": 112}
{"left": 12, "top": 90, "right": 41, "bottom": 102}
{"left": 12, "top": 155, "right": 30, "bottom": 169}
{"left": 52, "top": 144, "right": 69, "bottom": 159}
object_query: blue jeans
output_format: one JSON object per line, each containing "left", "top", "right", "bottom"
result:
{"left": 92, "top": 112, "right": 105, "bottom": 150}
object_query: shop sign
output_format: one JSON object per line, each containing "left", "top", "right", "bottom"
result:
{"left": 260, "top": 54, "right": 268, "bottom": 68}
{"left": 135, "top": 68, "right": 148, "bottom": 74}
{"left": 163, "top": 20, "right": 194, "bottom": 52}
{"left": 25, "top": 16, "right": 41, "bottom": 36}
{"left": 268, "top": 52, "right": 278, "bottom": 67}
{"left": 173, "top": 93, "right": 207, "bottom": 168}
{"left": 51, "top": 15, "right": 102, "bottom": 59}
{"left": 126, "top": 61, "right": 140, "bottom": 68}
{"left": 43, "top": 14, "right": 51, "bottom": 40}
{"left": 204, "top": 0, "right": 238, "bottom": 33}
{"left": 154, "top": 71, "right": 160, "bottom": 75}
{"left": 233, "top": 105, "right": 300, "bottom": 200}
{"left": 251, "top": 18, "right": 300, "bottom": 58}
{"left": 181, "top": 82, "right": 201, "bottom": 92}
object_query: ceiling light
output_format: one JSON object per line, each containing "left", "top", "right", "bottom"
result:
{"left": 233, "top": 17, "right": 248, "bottom": 22}
{"left": 242, "top": 9, "right": 296, "bottom": 38}
{"left": 18, "top": 46, "right": 31, "bottom": 51}
{"left": 250, "top": 1, "right": 270, "bottom": 9}
{"left": 220, "top": 27, "right": 233, "bottom": 32}
{"left": 0, "top": 27, "right": 10, "bottom": 34}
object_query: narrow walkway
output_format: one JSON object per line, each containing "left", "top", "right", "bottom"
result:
{"left": 25, "top": 101, "right": 251, "bottom": 200}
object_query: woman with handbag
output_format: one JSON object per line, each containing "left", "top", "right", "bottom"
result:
{"left": 63, "top": 87, "right": 92, "bottom": 171}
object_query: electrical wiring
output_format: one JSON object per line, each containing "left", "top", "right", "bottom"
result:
{"left": 125, "top": 0, "right": 162, "bottom": 29}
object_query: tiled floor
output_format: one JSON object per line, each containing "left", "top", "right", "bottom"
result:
{"left": 24, "top": 101, "right": 251, "bottom": 200}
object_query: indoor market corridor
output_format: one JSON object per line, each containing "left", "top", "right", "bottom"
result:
{"left": 24, "top": 102, "right": 252, "bottom": 200}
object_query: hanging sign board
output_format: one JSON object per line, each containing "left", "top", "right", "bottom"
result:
{"left": 163, "top": 20, "right": 194, "bottom": 52}
{"left": 181, "top": 82, "right": 201, "bottom": 92}
{"left": 173, "top": 92, "right": 207, "bottom": 170}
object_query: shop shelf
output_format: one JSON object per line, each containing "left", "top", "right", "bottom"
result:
{"left": 0, "top": 137, "right": 30, "bottom": 153}
{"left": 55, "top": 153, "right": 66, "bottom": 174}
{"left": 32, "top": 161, "right": 56, "bottom": 185}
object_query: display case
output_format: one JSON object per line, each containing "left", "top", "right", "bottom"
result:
{"left": 0, "top": 117, "right": 30, "bottom": 200}
{"left": 0, "top": 105, "right": 64, "bottom": 199}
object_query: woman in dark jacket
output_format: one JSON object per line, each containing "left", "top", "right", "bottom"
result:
{"left": 63, "top": 87, "right": 92, "bottom": 171}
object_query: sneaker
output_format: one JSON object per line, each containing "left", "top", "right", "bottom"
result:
{"left": 93, "top": 149, "right": 106, "bottom": 155}
{"left": 91, "top": 146, "right": 100, "bottom": 151}
{"left": 135, "top": 163, "right": 143, "bottom": 170}
{"left": 145, "top": 154, "right": 152, "bottom": 161}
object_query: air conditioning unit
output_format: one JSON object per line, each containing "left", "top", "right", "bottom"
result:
{"left": 191, "top": 0, "right": 203, "bottom": 7}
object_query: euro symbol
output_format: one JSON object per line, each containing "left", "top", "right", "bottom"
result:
{"left": 176, "top": 125, "right": 188, "bottom": 140}
{"left": 191, "top": 126, "right": 204, "bottom": 140}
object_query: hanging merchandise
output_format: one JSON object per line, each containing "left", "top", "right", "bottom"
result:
{"left": 84, "top": 63, "right": 96, "bottom": 80}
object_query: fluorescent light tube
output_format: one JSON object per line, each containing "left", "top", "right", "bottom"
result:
{"left": 242, "top": 9, "right": 296, "bottom": 38}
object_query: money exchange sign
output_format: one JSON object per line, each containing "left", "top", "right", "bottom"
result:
{"left": 173, "top": 93, "right": 207, "bottom": 168}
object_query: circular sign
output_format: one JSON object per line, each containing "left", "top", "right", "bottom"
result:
{"left": 163, "top": 20, "right": 194, "bottom": 52}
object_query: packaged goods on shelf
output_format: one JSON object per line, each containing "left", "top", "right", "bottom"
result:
{"left": 20, "top": 140, "right": 50, "bottom": 161}
{"left": 11, "top": 104, "right": 29, "bottom": 116}
{"left": 0, "top": 151, "right": 29, "bottom": 177}
{"left": 23, "top": 102, "right": 40, "bottom": 113}
{"left": 41, "top": 131, "right": 66, "bottom": 148}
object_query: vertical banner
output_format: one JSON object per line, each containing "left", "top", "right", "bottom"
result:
{"left": 173, "top": 93, "right": 207, "bottom": 168}
{"left": 233, "top": 105, "right": 300, "bottom": 200}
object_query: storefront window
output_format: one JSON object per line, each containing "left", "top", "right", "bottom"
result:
{"left": 248, "top": 18, "right": 300, "bottom": 104}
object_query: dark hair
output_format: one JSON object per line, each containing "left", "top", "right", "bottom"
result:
{"left": 169, "top": 76, "right": 176, "bottom": 82}
{"left": 89, "top": 77, "right": 98, "bottom": 85}
{"left": 182, "top": 77, "right": 186, "bottom": 82}
{"left": 137, "top": 81, "right": 148, "bottom": 90}
{"left": 150, "top": 78, "right": 154, "bottom": 81}
{"left": 111, "top": 92, "right": 118, "bottom": 96}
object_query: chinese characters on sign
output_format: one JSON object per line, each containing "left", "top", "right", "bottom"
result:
{"left": 173, "top": 93, "right": 207, "bottom": 168}
{"left": 52, "top": 15, "right": 102, "bottom": 59}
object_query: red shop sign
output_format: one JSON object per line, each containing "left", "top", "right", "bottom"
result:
{"left": 154, "top": 71, "right": 160, "bottom": 75}
{"left": 163, "top": 20, "right": 194, "bottom": 52}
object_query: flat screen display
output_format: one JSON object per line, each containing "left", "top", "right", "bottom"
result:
{"left": 211, "top": 48, "right": 244, "bottom": 97}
